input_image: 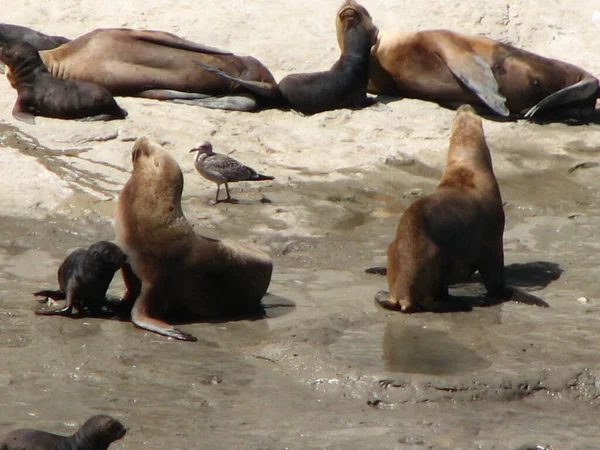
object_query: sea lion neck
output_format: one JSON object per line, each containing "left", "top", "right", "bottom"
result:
{"left": 446, "top": 115, "right": 494, "bottom": 172}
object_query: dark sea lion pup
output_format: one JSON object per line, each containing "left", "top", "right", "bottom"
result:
{"left": 115, "top": 137, "right": 273, "bottom": 341}
{"left": 0, "top": 40, "right": 127, "bottom": 124}
{"left": 0, "top": 23, "right": 69, "bottom": 50}
{"left": 339, "top": 0, "right": 599, "bottom": 120}
{"left": 377, "top": 104, "right": 549, "bottom": 312}
{"left": 34, "top": 241, "right": 127, "bottom": 317}
{"left": 196, "top": 0, "right": 375, "bottom": 114}
{"left": 0, "top": 414, "right": 126, "bottom": 450}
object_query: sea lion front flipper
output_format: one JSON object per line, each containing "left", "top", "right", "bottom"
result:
{"left": 194, "top": 61, "right": 281, "bottom": 100}
{"left": 129, "top": 30, "right": 233, "bottom": 55}
{"left": 12, "top": 101, "right": 35, "bottom": 124}
{"left": 365, "top": 266, "right": 387, "bottom": 275}
{"left": 441, "top": 52, "right": 510, "bottom": 116}
{"left": 131, "top": 312, "right": 198, "bottom": 342}
{"left": 35, "top": 304, "right": 74, "bottom": 316}
{"left": 171, "top": 93, "right": 259, "bottom": 112}
{"left": 524, "top": 78, "right": 600, "bottom": 118}
{"left": 0, "top": 62, "right": 5, "bottom": 74}
{"left": 137, "top": 89, "right": 212, "bottom": 100}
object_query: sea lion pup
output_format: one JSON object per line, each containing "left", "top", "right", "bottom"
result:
{"left": 337, "top": 0, "right": 599, "bottom": 120}
{"left": 33, "top": 241, "right": 127, "bottom": 317}
{"left": 0, "top": 24, "right": 69, "bottom": 50}
{"left": 37, "top": 28, "right": 277, "bottom": 111}
{"left": 0, "top": 41, "right": 127, "bottom": 124}
{"left": 190, "top": 141, "right": 275, "bottom": 204}
{"left": 0, "top": 415, "right": 126, "bottom": 450}
{"left": 379, "top": 105, "right": 549, "bottom": 312}
{"left": 115, "top": 137, "right": 273, "bottom": 341}
{"left": 195, "top": 1, "right": 375, "bottom": 114}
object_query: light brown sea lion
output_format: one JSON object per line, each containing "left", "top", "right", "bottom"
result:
{"left": 0, "top": 415, "right": 126, "bottom": 450}
{"left": 0, "top": 41, "right": 127, "bottom": 124}
{"left": 336, "top": 0, "right": 599, "bottom": 120}
{"left": 377, "top": 104, "right": 549, "bottom": 312}
{"left": 115, "top": 137, "right": 273, "bottom": 341}
{"left": 36, "top": 28, "right": 277, "bottom": 111}
{"left": 195, "top": 1, "right": 375, "bottom": 114}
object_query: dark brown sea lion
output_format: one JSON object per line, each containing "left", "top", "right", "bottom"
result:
{"left": 34, "top": 241, "right": 127, "bottom": 317}
{"left": 114, "top": 137, "right": 273, "bottom": 341}
{"left": 0, "top": 24, "right": 69, "bottom": 50}
{"left": 377, "top": 104, "right": 549, "bottom": 312}
{"left": 195, "top": 1, "right": 375, "bottom": 114}
{"left": 0, "top": 41, "right": 127, "bottom": 124}
{"left": 37, "top": 28, "right": 277, "bottom": 111}
{"left": 337, "top": 0, "right": 599, "bottom": 120}
{"left": 0, "top": 415, "right": 126, "bottom": 450}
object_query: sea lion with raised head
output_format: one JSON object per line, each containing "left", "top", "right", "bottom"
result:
{"left": 337, "top": 0, "right": 599, "bottom": 120}
{"left": 34, "top": 241, "right": 127, "bottom": 317}
{"left": 0, "top": 40, "right": 128, "bottom": 123}
{"left": 195, "top": 1, "right": 375, "bottom": 114}
{"left": 115, "top": 137, "right": 273, "bottom": 341}
{"left": 36, "top": 27, "right": 277, "bottom": 111}
{"left": 377, "top": 104, "right": 549, "bottom": 312}
{"left": 0, "top": 415, "right": 126, "bottom": 450}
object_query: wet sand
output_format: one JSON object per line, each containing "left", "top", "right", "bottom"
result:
{"left": 2, "top": 0, "right": 600, "bottom": 449}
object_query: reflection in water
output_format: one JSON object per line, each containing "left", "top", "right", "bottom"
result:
{"left": 382, "top": 322, "right": 491, "bottom": 375}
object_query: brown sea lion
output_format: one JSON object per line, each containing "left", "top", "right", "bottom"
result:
{"left": 34, "top": 241, "right": 127, "bottom": 317}
{"left": 336, "top": 0, "right": 599, "bottom": 120}
{"left": 114, "top": 137, "right": 273, "bottom": 341}
{"left": 0, "top": 41, "right": 127, "bottom": 124}
{"left": 37, "top": 28, "right": 277, "bottom": 111}
{"left": 377, "top": 104, "right": 549, "bottom": 312}
{"left": 0, "top": 24, "right": 69, "bottom": 50}
{"left": 0, "top": 415, "right": 126, "bottom": 450}
{"left": 195, "top": 1, "right": 375, "bottom": 114}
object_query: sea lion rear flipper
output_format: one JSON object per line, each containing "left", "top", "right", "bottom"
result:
{"left": 365, "top": 266, "right": 387, "bottom": 275}
{"left": 12, "top": 101, "right": 35, "bottom": 124}
{"left": 194, "top": 61, "right": 281, "bottom": 100}
{"left": 442, "top": 52, "right": 510, "bottom": 116}
{"left": 524, "top": 78, "right": 600, "bottom": 118}
{"left": 171, "top": 93, "right": 259, "bottom": 112}
{"left": 33, "top": 289, "right": 66, "bottom": 301}
{"left": 129, "top": 30, "right": 233, "bottom": 56}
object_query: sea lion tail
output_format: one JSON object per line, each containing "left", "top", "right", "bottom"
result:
{"left": 33, "top": 290, "right": 66, "bottom": 300}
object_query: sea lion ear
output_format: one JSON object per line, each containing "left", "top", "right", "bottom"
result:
{"left": 91, "top": 250, "right": 101, "bottom": 260}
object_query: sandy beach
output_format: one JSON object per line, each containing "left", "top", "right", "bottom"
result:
{"left": 1, "top": 0, "right": 600, "bottom": 449}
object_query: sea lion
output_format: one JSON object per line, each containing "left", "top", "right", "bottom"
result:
{"left": 195, "top": 1, "right": 375, "bottom": 114}
{"left": 378, "top": 104, "right": 549, "bottom": 312}
{"left": 36, "top": 27, "right": 277, "bottom": 111}
{"left": 0, "top": 41, "right": 128, "bottom": 124}
{"left": 0, "top": 415, "right": 126, "bottom": 450}
{"left": 336, "top": 0, "right": 599, "bottom": 120}
{"left": 34, "top": 241, "right": 127, "bottom": 317}
{"left": 0, "top": 24, "right": 69, "bottom": 50}
{"left": 114, "top": 137, "right": 273, "bottom": 341}
{"left": 190, "top": 141, "right": 275, "bottom": 204}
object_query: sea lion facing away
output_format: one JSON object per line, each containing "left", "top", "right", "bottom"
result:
{"left": 115, "top": 137, "right": 273, "bottom": 341}
{"left": 37, "top": 28, "right": 277, "bottom": 111}
{"left": 0, "top": 415, "right": 126, "bottom": 450}
{"left": 337, "top": 0, "right": 599, "bottom": 120}
{"left": 195, "top": 1, "right": 376, "bottom": 114}
{"left": 34, "top": 241, "right": 127, "bottom": 317}
{"left": 379, "top": 105, "right": 549, "bottom": 312}
{"left": 0, "top": 40, "right": 128, "bottom": 123}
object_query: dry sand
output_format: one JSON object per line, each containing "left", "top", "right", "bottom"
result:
{"left": 1, "top": 1, "right": 600, "bottom": 449}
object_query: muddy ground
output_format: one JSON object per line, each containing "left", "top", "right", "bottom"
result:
{"left": 2, "top": 0, "right": 600, "bottom": 449}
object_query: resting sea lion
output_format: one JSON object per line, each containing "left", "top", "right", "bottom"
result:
{"left": 0, "top": 24, "right": 69, "bottom": 50}
{"left": 36, "top": 28, "right": 277, "bottom": 111}
{"left": 34, "top": 241, "right": 127, "bottom": 317}
{"left": 0, "top": 41, "right": 127, "bottom": 123}
{"left": 0, "top": 415, "right": 126, "bottom": 450}
{"left": 378, "top": 104, "right": 549, "bottom": 312}
{"left": 115, "top": 137, "right": 273, "bottom": 341}
{"left": 195, "top": 1, "right": 375, "bottom": 114}
{"left": 337, "top": 0, "right": 599, "bottom": 120}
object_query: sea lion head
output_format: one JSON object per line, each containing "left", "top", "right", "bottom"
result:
{"left": 125, "top": 137, "right": 185, "bottom": 222}
{"left": 74, "top": 415, "right": 127, "bottom": 448}
{"left": 0, "top": 40, "right": 42, "bottom": 77}
{"left": 88, "top": 241, "right": 127, "bottom": 270}
{"left": 336, "top": 0, "right": 378, "bottom": 51}
{"left": 447, "top": 104, "right": 493, "bottom": 172}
